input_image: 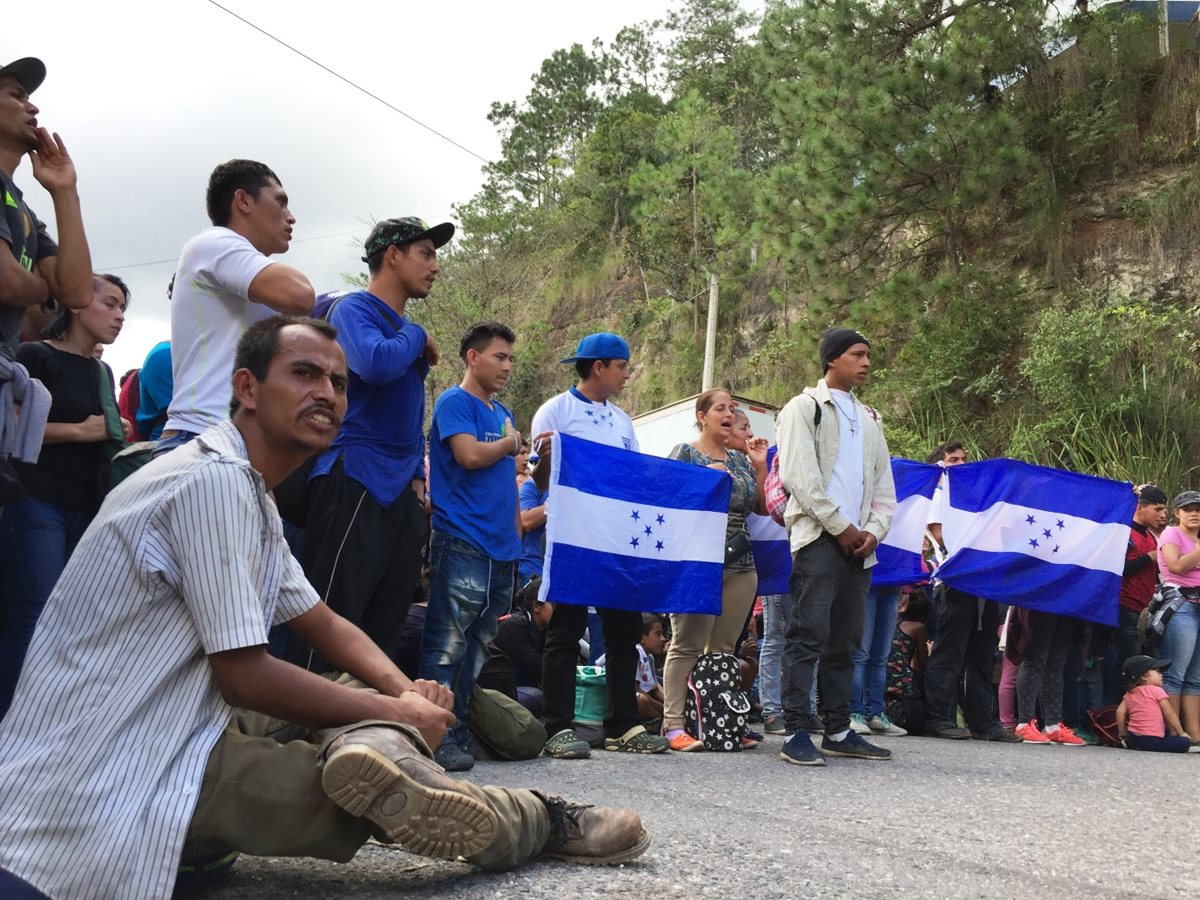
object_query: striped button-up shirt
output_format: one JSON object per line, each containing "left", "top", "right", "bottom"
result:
{"left": 0, "top": 421, "right": 318, "bottom": 899}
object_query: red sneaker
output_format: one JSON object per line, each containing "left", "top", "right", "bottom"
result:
{"left": 1047, "top": 723, "right": 1085, "bottom": 746}
{"left": 1014, "top": 721, "right": 1050, "bottom": 744}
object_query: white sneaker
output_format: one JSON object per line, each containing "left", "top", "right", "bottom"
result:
{"left": 849, "top": 713, "right": 872, "bottom": 735}
{"left": 867, "top": 714, "right": 908, "bottom": 736}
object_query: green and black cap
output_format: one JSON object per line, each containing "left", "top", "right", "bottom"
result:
{"left": 361, "top": 217, "right": 455, "bottom": 262}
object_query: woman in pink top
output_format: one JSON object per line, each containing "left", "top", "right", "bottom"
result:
{"left": 1116, "top": 655, "right": 1193, "bottom": 752}
{"left": 1157, "top": 491, "right": 1200, "bottom": 740}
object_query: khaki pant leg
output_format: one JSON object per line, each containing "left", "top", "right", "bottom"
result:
{"left": 181, "top": 722, "right": 372, "bottom": 863}
{"left": 181, "top": 673, "right": 382, "bottom": 863}
{"left": 661, "top": 611, "right": 716, "bottom": 731}
{"left": 461, "top": 785, "right": 551, "bottom": 872}
{"left": 707, "top": 569, "right": 759, "bottom": 653}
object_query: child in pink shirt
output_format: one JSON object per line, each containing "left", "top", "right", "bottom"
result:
{"left": 1116, "top": 655, "right": 1195, "bottom": 752}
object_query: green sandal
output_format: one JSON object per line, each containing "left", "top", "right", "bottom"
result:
{"left": 603, "top": 725, "right": 669, "bottom": 754}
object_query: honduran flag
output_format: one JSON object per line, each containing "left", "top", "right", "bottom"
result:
{"left": 539, "top": 432, "right": 731, "bottom": 614}
{"left": 871, "top": 459, "right": 943, "bottom": 588}
{"left": 936, "top": 459, "right": 1134, "bottom": 626}
{"left": 748, "top": 512, "right": 792, "bottom": 595}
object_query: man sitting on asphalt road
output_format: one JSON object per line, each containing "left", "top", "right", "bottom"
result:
{"left": 0, "top": 315, "right": 650, "bottom": 900}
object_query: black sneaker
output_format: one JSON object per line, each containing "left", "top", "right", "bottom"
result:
{"left": 434, "top": 741, "right": 475, "bottom": 772}
{"left": 820, "top": 731, "right": 891, "bottom": 760}
{"left": 779, "top": 731, "right": 825, "bottom": 766}
{"left": 926, "top": 722, "right": 972, "bottom": 740}
{"left": 970, "top": 726, "right": 1023, "bottom": 743}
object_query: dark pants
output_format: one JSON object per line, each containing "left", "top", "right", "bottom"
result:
{"left": 0, "top": 498, "right": 91, "bottom": 717}
{"left": 1116, "top": 607, "right": 1144, "bottom": 667}
{"left": 542, "top": 603, "right": 641, "bottom": 738}
{"left": 923, "top": 587, "right": 1002, "bottom": 732}
{"left": 1016, "top": 611, "right": 1075, "bottom": 726}
{"left": 292, "top": 459, "right": 428, "bottom": 670}
{"left": 1125, "top": 732, "right": 1192, "bottom": 753}
{"left": 781, "top": 535, "right": 869, "bottom": 736}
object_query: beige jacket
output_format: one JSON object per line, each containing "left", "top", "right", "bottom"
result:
{"left": 776, "top": 378, "right": 896, "bottom": 566}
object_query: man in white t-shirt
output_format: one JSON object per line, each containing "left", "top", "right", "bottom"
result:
{"left": 529, "top": 332, "right": 669, "bottom": 759}
{"left": 775, "top": 327, "right": 895, "bottom": 767}
{"left": 157, "top": 159, "right": 315, "bottom": 455}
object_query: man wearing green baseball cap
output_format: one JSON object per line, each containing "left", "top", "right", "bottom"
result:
{"left": 293, "top": 217, "right": 454, "bottom": 674}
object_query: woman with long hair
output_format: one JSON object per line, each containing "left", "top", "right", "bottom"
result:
{"left": 0, "top": 274, "right": 129, "bottom": 715}
{"left": 661, "top": 389, "right": 768, "bottom": 751}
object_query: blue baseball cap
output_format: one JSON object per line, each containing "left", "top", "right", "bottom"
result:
{"left": 559, "top": 332, "right": 630, "bottom": 364}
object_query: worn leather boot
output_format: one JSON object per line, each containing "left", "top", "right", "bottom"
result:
{"left": 536, "top": 793, "right": 651, "bottom": 865}
{"left": 322, "top": 725, "right": 497, "bottom": 859}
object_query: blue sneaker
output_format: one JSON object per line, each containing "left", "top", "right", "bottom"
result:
{"left": 779, "top": 731, "right": 825, "bottom": 766}
{"left": 820, "top": 731, "right": 891, "bottom": 760}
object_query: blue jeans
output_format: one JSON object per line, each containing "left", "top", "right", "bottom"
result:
{"left": 1162, "top": 601, "right": 1200, "bottom": 696}
{"left": 851, "top": 587, "right": 900, "bottom": 718}
{"left": 758, "top": 593, "right": 787, "bottom": 718}
{"left": 419, "top": 533, "right": 514, "bottom": 745}
{"left": 0, "top": 498, "right": 91, "bottom": 716}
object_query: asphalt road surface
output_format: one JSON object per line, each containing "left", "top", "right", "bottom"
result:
{"left": 185, "top": 732, "right": 1197, "bottom": 899}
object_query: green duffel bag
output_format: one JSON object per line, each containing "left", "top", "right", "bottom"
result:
{"left": 468, "top": 687, "right": 547, "bottom": 761}
{"left": 573, "top": 665, "right": 608, "bottom": 724}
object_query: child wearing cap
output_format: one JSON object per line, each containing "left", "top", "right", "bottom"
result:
{"left": 1157, "top": 491, "right": 1200, "bottom": 741}
{"left": 1116, "top": 655, "right": 1195, "bottom": 752}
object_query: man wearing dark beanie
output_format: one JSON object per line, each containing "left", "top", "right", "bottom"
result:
{"left": 1118, "top": 485, "right": 1168, "bottom": 661}
{"left": 774, "top": 327, "right": 896, "bottom": 765}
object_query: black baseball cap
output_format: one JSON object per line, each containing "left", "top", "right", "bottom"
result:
{"left": 0, "top": 58, "right": 46, "bottom": 95}
{"left": 361, "top": 217, "right": 454, "bottom": 262}
{"left": 1122, "top": 655, "right": 1171, "bottom": 680}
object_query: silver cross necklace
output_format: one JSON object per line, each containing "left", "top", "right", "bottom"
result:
{"left": 830, "top": 395, "right": 859, "bottom": 436}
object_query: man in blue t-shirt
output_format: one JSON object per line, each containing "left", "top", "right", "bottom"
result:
{"left": 518, "top": 478, "right": 548, "bottom": 585}
{"left": 421, "top": 321, "right": 523, "bottom": 772}
{"left": 293, "top": 217, "right": 452, "bottom": 670}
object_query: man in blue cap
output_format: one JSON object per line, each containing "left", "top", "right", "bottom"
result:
{"left": 529, "top": 333, "right": 669, "bottom": 758}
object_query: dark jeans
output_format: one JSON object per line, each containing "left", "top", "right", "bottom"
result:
{"left": 781, "top": 535, "right": 869, "bottom": 736}
{"left": 292, "top": 459, "right": 428, "bottom": 671}
{"left": 1116, "top": 607, "right": 1144, "bottom": 667}
{"left": 1125, "top": 732, "right": 1192, "bottom": 753}
{"left": 419, "top": 533, "right": 513, "bottom": 746}
{"left": 0, "top": 498, "right": 91, "bottom": 717}
{"left": 923, "top": 587, "right": 1002, "bottom": 732}
{"left": 542, "top": 602, "right": 641, "bottom": 738}
{"left": 1016, "top": 611, "right": 1074, "bottom": 726}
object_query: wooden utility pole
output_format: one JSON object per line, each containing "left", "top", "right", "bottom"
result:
{"left": 702, "top": 272, "right": 719, "bottom": 391}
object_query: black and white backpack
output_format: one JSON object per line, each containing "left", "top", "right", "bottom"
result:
{"left": 684, "top": 653, "right": 750, "bottom": 751}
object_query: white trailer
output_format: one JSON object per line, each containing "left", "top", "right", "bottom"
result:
{"left": 631, "top": 394, "right": 779, "bottom": 459}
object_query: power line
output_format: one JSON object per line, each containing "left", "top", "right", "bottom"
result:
{"left": 202, "top": 0, "right": 701, "bottom": 289}
{"left": 98, "top": 228, "right": 367, "bottom": 272}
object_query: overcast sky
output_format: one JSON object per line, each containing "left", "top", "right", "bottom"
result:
{"left": 6, "top": 0, "right": 765, "bottom": 376}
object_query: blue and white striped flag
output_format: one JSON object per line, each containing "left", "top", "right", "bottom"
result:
{"left": 872, "top": 459, "right": 943, "bottom": 588}
{"left": 539, "top": 432, "right": 730, "bottom": 614}
{"left": 748, "top": 512, "right": 791, "bottom": 595}
{"left": 937, "top": 459, "right": 1134, "bottom": 625}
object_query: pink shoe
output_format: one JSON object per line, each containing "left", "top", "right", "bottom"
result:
{"left": 1014, "top": 721, "right": 1050, "bottom": 744}
{"left": 1046, "top": 723, "right": 1085, "bottom": 746}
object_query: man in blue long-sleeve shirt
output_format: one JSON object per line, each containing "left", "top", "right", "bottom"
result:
{"left": 293, "top": 218, "right": 453, "bottom": 671}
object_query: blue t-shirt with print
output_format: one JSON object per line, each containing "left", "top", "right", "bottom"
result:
{"left": 518, "top": 479, "right": 549, "bottom": 581}
{"left": 429, "top": 385, "right": 520, "bottom": 560}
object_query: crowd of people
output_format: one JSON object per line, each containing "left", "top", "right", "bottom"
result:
{"left": 0, "top": 51, "right": 1196, "bottom": 899}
